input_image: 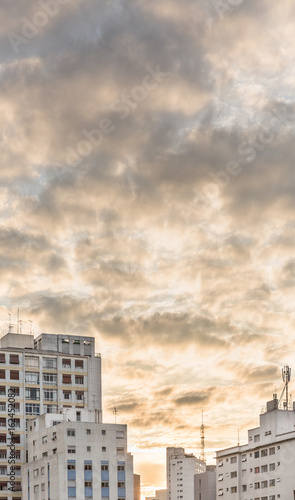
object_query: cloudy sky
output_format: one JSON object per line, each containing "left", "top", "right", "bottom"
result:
{"left": 1, "top": 0, "right": 295, "bottom": 495}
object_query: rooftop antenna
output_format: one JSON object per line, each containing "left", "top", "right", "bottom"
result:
{"left": 17, "top": 309, "right": 20, "bottom": 333}
{"left": 200, "top": 410, "right": 205, "bottom": 463}
{"left": 279, "top": 366, "right": 291, "bottom": 410}
{"left": 28, "top": 320, "right": 33, "bottom": 335}
{"left": 237, "top": 428, "right": 240, "bottom": 446}
{"left": 19, "top": 320, "right": 23, "bottom": 334}
{"left": 8, "top": 314, "right": 12, "bottom": 333}
{"left": 113, "top": 407, "right": 118, "bottom": 424}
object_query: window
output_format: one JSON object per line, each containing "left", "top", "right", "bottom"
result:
{"left": 42, "top": 436, "right": 47, "bottom": 444}
{"left": 254, "top": 434, "right": 260, "bottom": 442}
{"left": 68, "top": 446, "right": 76, "bottom": 454}
{"left": 41, "top": 483, "right": 45, "bottom": 491}
{"left": 261, "top": 449, "right": 268, "bottom": 457}
{"left": 269, "top": 447, "right": 275, "bottom": 455}
{"left": 43, "top": 357, "right": 57, "bottom": 369}
{"left": 43, "top": 373, "right": 57, "bottom": 385}
{"left": 75, "top": 376, "right": 84, "bottom": 385}
{"left": 269, "top": 463, "right": 275, "bottom": 471}
{"left": 254, "top": 451, "right": 260, "bottom": 458}
{"left": 62, "top": 359, "right": 71, "bottom": 368}
{"left": 242, "top": 485, "right": 247, "bottom": 492}
{"left": 44, "top": 390, "right": 57, "bottom": 401}
{"left": 10, "top": 355, "right": 19, "bottom": 364}
{"left": 41, "top": 467, "right": 44, "bottom": 475}
{"left": 261, "top": 465, "right": 267, "bottom": 472}
{"left": 25, "top": 403, "right": 40, "bottom": 415}
{"left": 76, "top": 391, "right": 84, "bottom": 401}
{"left": 102, "top": 430, "right": 106, "bottom": 435}
{"left": 231, "top": 471, "right": 237, "bottom": 478}
{"left": 101, "top": 464, "right": 109, "bottom": 471}
{"left": 75, "top": 359, "right": 84, "bottom": 369}
{"left": 33, "top": 485, "right": 39, "bottom": 493}
{"left": 0, "top": 354, "right": 5, "bottom": 364}
{"left": 45, "top": 405, "right": 58, "bottom": 414}
{"left": 87, "top": 429, "right": 91, "bottom": 435}
{"left": 62, "top": 374, "right": 71, "bottom": 384}
{"left": 10, "top": 371, "right": 19, "bottom": 380}
{"left": 230, "top": 457, "right": 237, "bottom": 464}
{"left": 254, "top": 482, "right": 260, "bottom": 489}
{"left": 10, "top": 386, "right": 20, "bottom": 396}
{"left": 117, "top": 447, "right": 124, "bottom": 454}
{"left": 25, "top": 372, "right": 39, "bottom": 384}
{"left": 261, "top": 481, "right": 268, "bottom": 488}
{"left": 0, "top": 387, "right": 5, "bottom": 396}
{"left": 241, "top": 454, "right": 246, "bottom": 462}
{"left": 25, "top": 388, "right": 40, "bottom": 400}
{"left": 242, "top": 469, "right": 246, "bottom": 477}
{"left": 25, "top": 356, "right": 39, "bottom": 368}
{"left": 269, "top": 479, "right": 275, "bottom": 487}
{"left": 87, "top": 446, "right": 91, "bottom": 451}
{"left": 0, "top": 403, "right": 5, "bottom": 412}
{"left": 67, "top": 429, "right": 75, "bottom": 437}
{"left": 231, "top": 487, "right": 237, "bottom": 493}
{"left": 254, "top": 467, "right": 260, "bottom": 474}
{"left": 0, "top": 371, "right": 5, "bottom": 380}
{"left": 76, "top": 411, "right": 81, "bottom": 422}
{"left": 33, "top": 469, "right": 39, "bottom": 477}
{"left": 102, "top": 447, "right": 106, "bottom": 452}
{"left": 63, "top": 391, "right": 71, "bottom": 400}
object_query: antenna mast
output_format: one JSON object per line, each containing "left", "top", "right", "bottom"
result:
{"left": 200, "top": 410, "right": 205, "bottom": 462}
{"left": 113, "top": 407, "right": 118, "bottom": 424}
{"left": 279, "top": 366, "right": 291, "bottom": 410}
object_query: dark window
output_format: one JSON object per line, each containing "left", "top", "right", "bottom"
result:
{"left": 75, "top": 360, "right": 83, "bottom": 369}
{"left": 0, "top": 354, "right": 5, "bottom": 364}
{"left": 10, "top": 355, "right": 19, "bottom": 365}
{"left": 0, "top": 371, "right": 5, "bottom": 380}
{"left": 62, "top": 374, "right": 71, "bottom": 384}
{"left": 10, "top": 371, "right": 19, "bottom": 380}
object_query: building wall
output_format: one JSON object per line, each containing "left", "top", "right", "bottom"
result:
{"left": 0, "top": 331, "right": 102, "bottom": 500}
{"left": 22, "top": 409, "right": 134, "bottom": 500}
{"left": 194, "top": 466, "right": 216, "bottom": 500}
{"left": 216, "top": 404, "right": 295, "bottom": 499}
{"left": 134, "top": 473, "right": 141, "bottom": 500}
{"left": 166, "top": 447, "right": 206, "bottom": 500}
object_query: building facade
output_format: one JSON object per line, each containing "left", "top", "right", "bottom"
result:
{"left": 21, "top": 409, "right": 133, "bottom": 500}
{"left": 194, "top": 465, "right": 216, "bottom": 500}
{"left": 133, "top": 473, "right": 141, "bottom": 500}
{"left": 216, "top": 395, "right": 295, "bottom": 499}
{"left": 166, "top": 447, "right": 206, "bottom": 500}
{"left": 0, "top": 330, "right": 102, "bottom": 499}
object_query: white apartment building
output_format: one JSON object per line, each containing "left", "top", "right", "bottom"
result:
{"left": 216, "top": 395, "right": 295, "bottom": 500}
{"left": 194, "top": 465, "right": 216, "bottom": 500}
{"left": 0, "top": 329, "right": 102, "bottom": 500}
{"left": 166, "top": 447, "right": 206, "bottom": 500}
{"left": 21, "top": 408, "right": 134, "bottom": 500}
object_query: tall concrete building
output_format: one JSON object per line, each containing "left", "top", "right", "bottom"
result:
{"left": 194, "top": 465, "right": 216, "bottom": 500}
{"left": 21, "top": 408, "right": 133, "bottom": 500}
{"left": 166, "top": 447, "right": 206, "bottom": 500}
{"left": 134, "top": 473, "right": 141, "bottom": 500}
{"left": 216, "top": 394, "right": 295, "bottom": 499}
{"left": 0, "top": 328, "right": 131, "bottom": 500}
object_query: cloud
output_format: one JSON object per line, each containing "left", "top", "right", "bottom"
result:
{"left": 1, "top": 0, "right": 295, "bottom": 491}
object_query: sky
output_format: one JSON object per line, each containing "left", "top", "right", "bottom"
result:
{"left": 1, "top": 0, "right": 295, "bottom": 496}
